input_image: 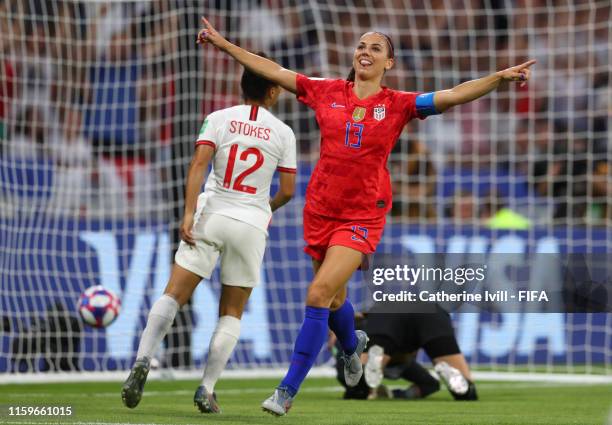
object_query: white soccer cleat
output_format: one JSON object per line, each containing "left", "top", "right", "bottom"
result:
{"left": 434, "top": 361, "right": 469, "bottom": 395}
{"left": 343, "top": 330, "right": 369, "bottom": 387}
{"left": 364, "top": 344, "right": 384, "bottom": 389}
{"left": 261, "top": 387, "right": 293, "bottom": 416}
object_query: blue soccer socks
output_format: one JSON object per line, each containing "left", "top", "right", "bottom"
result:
{"left": 280, "top": 306, "right": 329, "bottom": 396}
{"left": 328, "top": 299, "right": 357, "bottom": 355}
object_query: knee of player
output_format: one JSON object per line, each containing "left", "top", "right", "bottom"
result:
{"left": 305, "top": 284, "right": 335, "bottom": 307}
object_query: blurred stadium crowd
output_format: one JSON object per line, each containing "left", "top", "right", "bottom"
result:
{"left": 0, "top": 0, "right": 609, "bottom": 226}
{"left": 1, "top": 1, "right": 177, "bottom": 218}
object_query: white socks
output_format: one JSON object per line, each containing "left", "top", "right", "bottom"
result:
{"left": 136, "top": 294, "right": 179, "bottom": 361}
{"left": 201, "top": 315, "right": 241, "bottom": 393}
{"left": 136, "top": 299, "right": 241, "bottom": 393}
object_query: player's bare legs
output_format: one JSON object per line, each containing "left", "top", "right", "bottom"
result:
{"left": 133, "top": 263, "right": 200, "bottom": 366}
{"left": 315, "top": 250, "right": 368, "bottom": 384}
{"left": 263, "top": 246, "right": 368, "bottom": 416}
{"left": 195, "top": 285, "right": 253, "bottom": 414}
{"left": 330, "top": 285, "right": 348, "bottom": 310}
{"left": 306, "top": 246, "right": 362, "bottom": 307}
{"left": 312, "top": 259, "right": 349, "bottom": 309}
{"left": 122, "top": 264, "right": 202, "bottom": 408}
{"left": 163, "top": 264, "right": 203, "bottom": 306}
{"left": 314, "top": 257, "right": 348, "bottom": 310}
{"left": 218, "top": 285, "right": 252, "bottom": 318}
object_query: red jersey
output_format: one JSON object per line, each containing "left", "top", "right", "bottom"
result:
{"left": 296, "top": 74, "right": 424, "bottom": 219}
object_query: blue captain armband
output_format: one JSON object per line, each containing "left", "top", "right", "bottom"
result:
{"left": 415, "top": 92, "right": 440, "bottom": 117}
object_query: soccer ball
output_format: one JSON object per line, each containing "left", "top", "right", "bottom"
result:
{"left": 77, "top": 285, "right": 121, "bottom": 328}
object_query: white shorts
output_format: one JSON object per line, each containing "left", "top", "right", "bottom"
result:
{"left": 174, "top": 213, "right": 266, "bottom": 287}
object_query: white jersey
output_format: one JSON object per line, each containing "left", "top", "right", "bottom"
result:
{"left": 194, "top": 104, "right": 297, "bottom": 233}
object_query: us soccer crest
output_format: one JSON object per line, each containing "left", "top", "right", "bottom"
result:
{"left": 352, "top": 106, "right": 366, "bottom": 122}
{"left": 373, "top": 105, "right": 385, "bottom": 121}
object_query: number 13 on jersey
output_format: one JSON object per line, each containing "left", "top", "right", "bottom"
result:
{"left": 345, "top": 122, "right": 364, "bottom": 149}
{"left": 223, "top": 144, "right": 264, "bottom": 194}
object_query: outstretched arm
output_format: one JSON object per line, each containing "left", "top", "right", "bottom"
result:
{"left": 197, "top": 17, "right": 298, "bottom": 94}
{"left": 433, "top": 60, "right": 536, "bottom": 113}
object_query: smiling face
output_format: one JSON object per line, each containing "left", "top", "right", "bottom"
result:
{"left": 352, "top": 32, "right": 395, "bottom": 82}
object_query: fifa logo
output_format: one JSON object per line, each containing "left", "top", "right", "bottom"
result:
{"left": 373, "top": 105, "right": 385, "bottom": 121}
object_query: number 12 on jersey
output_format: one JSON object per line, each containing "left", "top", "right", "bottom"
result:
{"left": 223, "top": 144, "right": 264, "bottom": 194}
{"left": 345, "top": 122, "right": 364, "bottom": 149}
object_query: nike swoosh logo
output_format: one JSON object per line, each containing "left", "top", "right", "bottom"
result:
{"left": 331, "top": 102, "right": 345, "bottom": 109}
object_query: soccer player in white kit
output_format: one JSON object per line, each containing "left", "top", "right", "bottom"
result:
{"left": 122, "top": 58, "right": 297, "bottom": 414}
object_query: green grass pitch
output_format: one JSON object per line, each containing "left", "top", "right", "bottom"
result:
{"left": 1, "top": 378, "right": 610, "bottom": 425}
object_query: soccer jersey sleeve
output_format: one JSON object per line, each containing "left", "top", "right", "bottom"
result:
{"left": 277, "top": 127, "right": 297, "bottom": 174}
{"left": 195, "top": 113, "right": 218, "bottom": 150}
{"left": 295, "top": 73, "right": 335, "bottom": 110}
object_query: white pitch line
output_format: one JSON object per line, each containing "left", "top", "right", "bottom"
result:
{"left": 3, "top": 381, "right": 609, "bottom": 400}
{"left": 3, "top": 368, "right": 611, "bottom": 385}
{"left": 2, "top": 385, "right": 345, "bottom": 399}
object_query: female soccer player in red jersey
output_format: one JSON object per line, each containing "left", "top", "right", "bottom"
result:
{"left": 197, "top": 17, "right": 534, "bottom": 416}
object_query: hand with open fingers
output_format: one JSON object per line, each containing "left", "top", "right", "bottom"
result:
{"left": 196, "top": 16, "right": 228, "bottom": 50}
{"left": 179, "top": 214, "right": 196, "bottom": 247}
{"left": 497, "top": 59, "right": 536, "bottom": 87}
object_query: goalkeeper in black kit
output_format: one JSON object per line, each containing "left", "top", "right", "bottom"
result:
{"left": 333, "top": 305, "right": 477, "bottom": 401}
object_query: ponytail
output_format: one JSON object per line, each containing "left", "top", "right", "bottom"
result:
{"left": 347, "top": 67, "right": 356, "bottom": 82}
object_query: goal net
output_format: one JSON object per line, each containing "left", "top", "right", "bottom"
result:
{"left": 1, "top": 0, "right": 610, "bottom": 378}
